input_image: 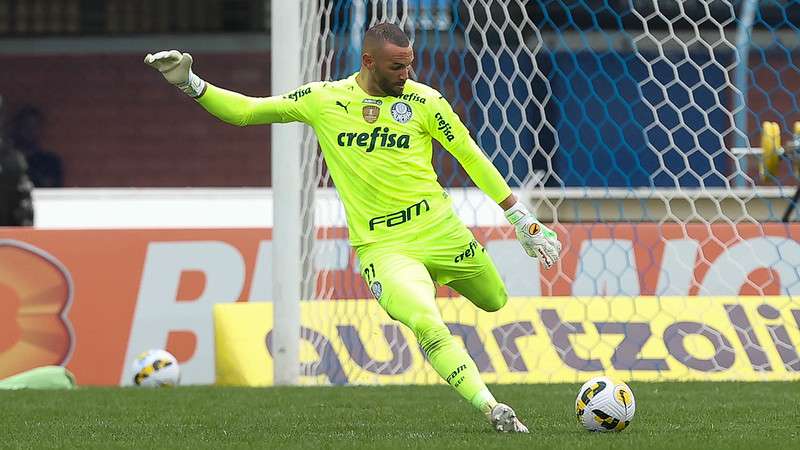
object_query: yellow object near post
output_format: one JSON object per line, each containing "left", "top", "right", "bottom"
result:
{"left": 760, "top": 120, "right": 782, "bottom": 180}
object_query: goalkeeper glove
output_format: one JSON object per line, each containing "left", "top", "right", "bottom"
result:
{"left": 504, "top": 202, "right": 562, "bottom": 269}
{"left": 144, "top": 50, "right": 206, "bottom": 98}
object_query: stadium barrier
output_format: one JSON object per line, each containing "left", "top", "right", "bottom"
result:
{"left": 214, "top": 297, "right": 800, "bottom": 386}
{"left": 1, "top": 223, "right": 798, "bottom": 385}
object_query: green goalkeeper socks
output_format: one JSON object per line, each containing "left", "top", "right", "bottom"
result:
{"left": 471, "top": 387, "right": 498, "bottom": 414}
{"left": 424, "top": 332, "right": 498, "bottom": 414}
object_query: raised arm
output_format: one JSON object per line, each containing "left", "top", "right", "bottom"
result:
{"left": 426, "top": 93, "right": 562, "bottom": 269}
{"left": 144, "top": 50, "right": 316, "bottom": 126}
{"left": 426, "top": 95, "right": 512, "bottom": 206}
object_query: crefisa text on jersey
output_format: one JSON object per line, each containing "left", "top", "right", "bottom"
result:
{"left": 397, "top": 92, "right": 426, "bottom": 104}
{"left": 434, "top": 112, "right": 455, "bottom": 142}
{"left": 337, "top": 126, "right": 411, "bottom": 152}
{"left": 287, "top": 87, "right": 311, "bottom": 101}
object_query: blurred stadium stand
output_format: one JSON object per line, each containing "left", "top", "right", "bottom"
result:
{"left": 0, "top": 0, "right": 271, "bottom": 187}
{"left": 0, "top": 0, "right": 267, "bottom": 35}
{"left": 0, "top": 1, "right": 798, "bottom": 188}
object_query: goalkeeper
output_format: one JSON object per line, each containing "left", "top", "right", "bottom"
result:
{"left": 145, "top": 22, "right": 561, "bottom": 433}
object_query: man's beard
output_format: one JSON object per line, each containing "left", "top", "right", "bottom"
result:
{"left": 378, "top": 76, "right": 403, "bottom": 97}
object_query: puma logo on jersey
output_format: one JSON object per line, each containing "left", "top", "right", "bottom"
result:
{"left": 336, "top": 100, "right": 350, "bottom": 113}
{"left": 337, "top": 126, "right": 411, "bottom": 152}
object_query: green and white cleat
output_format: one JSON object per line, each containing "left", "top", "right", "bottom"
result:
{"left": 489, "top": 403, "right": 529, "bottom": 433}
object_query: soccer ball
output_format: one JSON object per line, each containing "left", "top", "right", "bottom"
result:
{"left": 131, "top": 349, "right": 180, "bottom": 387}
{"left": 575, "top": 376, "right": 635, "bottom": 432}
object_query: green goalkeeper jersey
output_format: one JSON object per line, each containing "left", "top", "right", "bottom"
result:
{"left": 197, "top": 74, "right": 512, "bottom": 246}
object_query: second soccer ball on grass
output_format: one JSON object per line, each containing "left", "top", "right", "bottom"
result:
{"left": 131, "top": 349, "right": 181, "bottom": 387}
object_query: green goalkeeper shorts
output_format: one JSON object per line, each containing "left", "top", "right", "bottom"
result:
{"left": 355, "top": 209, "right": 508, "bottom": 327}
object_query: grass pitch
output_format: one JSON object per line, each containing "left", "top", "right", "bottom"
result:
{"left": 2, "top": 382, "right": 798, "bottom": 449}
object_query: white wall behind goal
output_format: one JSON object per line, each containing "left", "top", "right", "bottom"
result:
{"left": 32, "top": 188, "right": 512, "bottom": 229}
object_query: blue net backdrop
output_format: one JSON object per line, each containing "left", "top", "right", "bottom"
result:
{"left": 288, "top": 0, "right": 800, "bottom": 386}
{"left": 315, "top": 0, "right": 800, "bottom": 190}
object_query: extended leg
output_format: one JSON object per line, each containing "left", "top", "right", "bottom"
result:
{"left": 356, "top": 247, "right": 499, "bottom": 415}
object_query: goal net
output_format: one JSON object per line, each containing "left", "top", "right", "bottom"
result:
{"left": 280, "top": 0, "right": 800, "bottom": 385}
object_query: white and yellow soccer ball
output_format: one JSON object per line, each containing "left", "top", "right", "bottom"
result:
{"left": 575, "top": 376, "right": 635, "bottom": 432}
{"left": 131, "top": 349, "right": 180, "bottom": 387}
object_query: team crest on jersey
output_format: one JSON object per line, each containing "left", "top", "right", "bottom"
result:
{"left": 362, "top": 105, "right": 380, "bottom": 123}
{"left": 390, "top": 101, "right": 413, "bottom": 123}
{"left": 370, "top": 281, "right": 383, "bottom": 300}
